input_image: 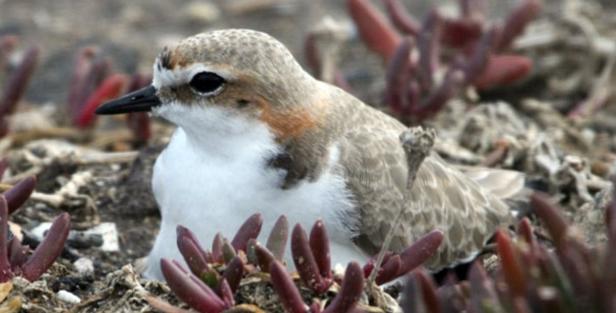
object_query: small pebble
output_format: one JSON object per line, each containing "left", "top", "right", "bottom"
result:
{"left": 30, "top": 222, "right": 53, "bottom": 241}
{"left": 84, "top": 223, "right": 119, "bottom": 252}
{"left": 33, "top": 222, "right": 119, "bottom": 251}
{"left": 67, "top": 232, "right": 104, "bottom": 249}
{"left": 73, "top": 257, "right": 94, "bottom": 276}
{"left": 57, "top": 290, "right": 81, "bottom": 304}
{"left": 182, "top": 1, "right": 220, "bottom": 24}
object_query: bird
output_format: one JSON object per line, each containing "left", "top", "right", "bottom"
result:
{"left": 95, "top": 29, "right": 520, "bottom": 280}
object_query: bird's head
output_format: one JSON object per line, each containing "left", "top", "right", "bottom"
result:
{"left": 96, "top": 29, "right": 322, "bottom": 143}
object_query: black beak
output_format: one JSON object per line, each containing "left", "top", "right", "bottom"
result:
{"left": 95, "top": 85, "right": 161, "bottom": 115}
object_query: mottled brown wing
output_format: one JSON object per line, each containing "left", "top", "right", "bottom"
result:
{"left": 337, "top": 125, "right": 512, "bottom": 270}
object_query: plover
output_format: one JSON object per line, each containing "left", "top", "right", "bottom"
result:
{"left": 96, "top": 29, "right": 518, "bottom": 280}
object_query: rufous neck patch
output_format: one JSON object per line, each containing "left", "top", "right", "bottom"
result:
{"left": 257, "top": 99, "right": 319, "bottom": 141}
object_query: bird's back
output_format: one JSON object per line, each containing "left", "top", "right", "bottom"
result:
{"left": 322, "top": 83, "right": 512, "bottom": 270}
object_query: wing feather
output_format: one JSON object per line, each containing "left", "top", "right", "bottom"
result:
{"left": 338, "top": 126, "right": 512, "bottom": 270}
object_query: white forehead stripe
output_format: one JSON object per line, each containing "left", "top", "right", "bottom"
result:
{"left": 152, "top": 61, "right": 236, "bottom": 89}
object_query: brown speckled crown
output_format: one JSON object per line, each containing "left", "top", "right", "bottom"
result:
{"left": 157, "top": 29, "right": 317, "bottom": 107}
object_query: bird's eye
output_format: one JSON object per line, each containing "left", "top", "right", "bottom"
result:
{"left": 189, "top": 72, "right": 225, "bottom": 95}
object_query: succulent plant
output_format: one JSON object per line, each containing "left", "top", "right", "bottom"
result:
{"left": 68, "top": 47, "right": 152, "bottom": 143}
{"left": 401, "top": 188, "right": 616, "bottom": 313}
{"left": 345, "top": 0, "right": 540, "bottom": 122}
{"left": 0, "top": 36, "right": 150, "bottom": 143}
{"left": 152, "top": 213, "right": 444, "bottom": 312}
{"left": 0, "top": 36, "right": 39, "bottom": 137}
{"left": 67, "top": 46, "right": 111, "bottom": 128}
{"left": 0, "top": 176, "right": 70, "bottom": 282}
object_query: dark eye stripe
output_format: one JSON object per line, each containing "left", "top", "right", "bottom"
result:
{"left": 189, "top": 72, "right": 225, "bottom": 95}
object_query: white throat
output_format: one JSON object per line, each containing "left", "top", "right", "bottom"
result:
{"left": 153, "top": 102, "right": 278, "bottom": 159}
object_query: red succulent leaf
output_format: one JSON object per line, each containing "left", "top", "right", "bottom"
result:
{"left": 0, "top": 197, "right": 11, "bottom": 282}
{"left": 8, "top": 237, "right": 27, "bottom": 271}
{"left": 70, "top": 55, "right": 111, "bottom": 121}
{"left": 222, "top": 256, "right": 244, "bottom": 293}
{"left": 516, "top": 217, "right": 537, "bottom": 264}
{"left": 255, "top": 242, "right": 276, "bottom": 273}
{"left": 606, "top": 188, "right": 616, "bottom": 310}
{"left": 417, "top": 10, "right": 443, "bottom": 90}
{"left": 375, "top": 254, "right": 401, "bottom": 285}
{"left": 0, "top": 46, "right": 39, "bottom": 118}
{"left": 245, "top": 238, "right": 259, "bottom": 266}
{"left": 222, "top": 239, "right": 237, "bottom": 264}
{"left": 304, "top": 34, "right": 352, "bottom": 92}
{"left": 0, "top": 36, "right": 18, "bottom": 70}
{"left": 441, "top": 17, "right": 482, "bottom": 48}
{"left": 400, "top": 275, "right": 422, "bottom": 312}
{"left": 304, "top": 33, "right": 320, "bottom": 75}
{"left": 415, "top": 268, "right": 441, "bottom": 313}
{"left": 291, "top": 223, "right": 329, "bottom": 293}
{"left": 530, "top": 193, "right": 569, "bottom": 250}
{"left": 76, "top": 73, "right": 128, "bottom": 128}
{"left": 127, "top": 72, "right": 151, "bottom": 92}
{"left": 269, "top": 261, "right": 309, "bottom": 313}
{"left": 323, "top": 262, "right": 364, "bottom": 313}
{"left": 126, "top": 73, "right": 152, "bottom": 143}
{"left": 22, "top": 212, "right": 70, "bottom": 281}
{"left": 496, "top": 0, "right": 542, "bottom": 51}
{"left": 176, "top": 225, "right": 211, "bottom": 279}
{"left": 495, "top": 229, "right": 527, "bottom": 298}
{"left": 516, "top": 218, "right": 535, "bottom": 246}
{"left": 436, "top": 275, "right": 465, "bottom": 313}
{"left": 347, "top": 0, "right": 402, "bottom": 61}
{"left": 218, "top": 278, "right": 235, "bottom": 307}
{"left": 382, "top": 0, "right": 419, "bottom": 35}
{"left": 211, "top": 233, "right": 223, "bottom": 263}
{"left": 127, "top": 112, "right": 151, "bottom": 143}
{"left": 160, "top": 258, "right": 227, "bottom": 312}
{"left": 603, "top": 226, "right": 616, "bottom": 312}
{"left": 309, "top": 219, "right": 331, "bottom": 279}
{"left": 405, "top": 81, "right": 421, "bottom": 118}
{"left": 0, "top": 159, "right": 7, "bottom": 179}
{"left": 371, "top": 230, "right": 444, "bottom": 285}
{"left": 309, "top": 302, "right": 322, "bottom": 313}
{"left": 398, "top": 230, "right": 444, "bottom": 276}
{"left": 459, "top": 0, "right": 486, "bottom": 20}
{"left": 473, "top": 54, "right": 532, "bottom": 90}
{"left": 67, "top": 47, "right": 98, "bottom": 114}
{"left": 462, "top": 27, "right": 497, "bottom": 84}
{"left": 415, "top": 68, "right": 465, "bottom": 120}
{"left": 384, "top": 38, "right": 414, "bottom": 114}
{"left": 468, "top": 262, "right": 502, "bottom": 311}
{"left": 535, "top": 245, "right": 573, "bottom": 295}
{"left": 266, "top": 215, "right": 288, "bottom": 261}
{"left": 231, "top": 213, "right": 263, "bottom": 252}
{"left": 4, "top": 176, "right": 36, "bottom": 214}
{"left": 607, "top": 182, "right": 616, "bottom": 243}
{"left": 363, "top": 251, "right": 394, "bottom": 278}
{"left": 559, "top": 243, "right": 594, "bottom": 298}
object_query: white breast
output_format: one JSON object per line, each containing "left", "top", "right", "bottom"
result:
{"left": 144, "top": 105, "right": 363, "bottom": 279}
